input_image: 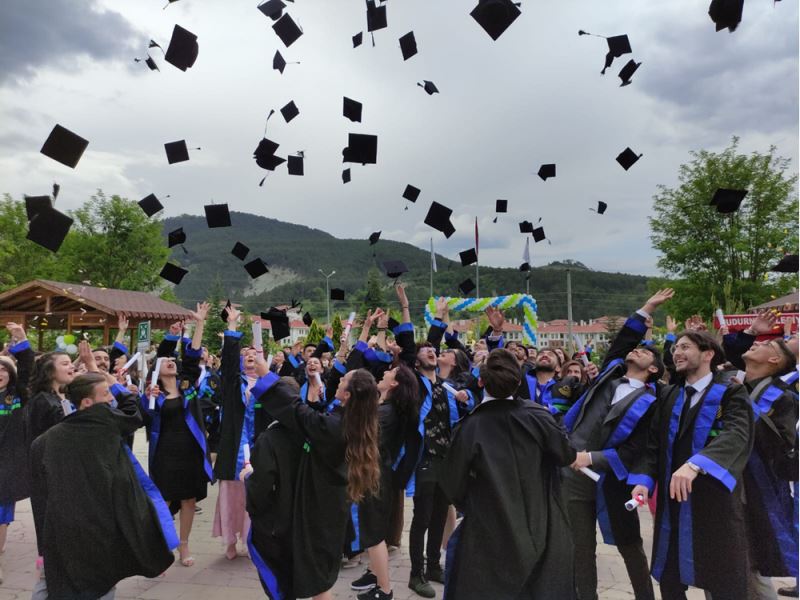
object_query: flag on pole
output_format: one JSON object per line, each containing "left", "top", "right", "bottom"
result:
{"left": 523, "top": 237, "right": 530, "bottom": 265}
{"left": 475, "top": 217, "right": 479, "bottom": 257}
{"left": 430, "top": 238, "right": 437, "bottom": 273}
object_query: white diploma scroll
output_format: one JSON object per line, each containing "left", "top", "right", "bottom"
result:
{"left": 149, "top": 357, "right": 164, "bottom": 410}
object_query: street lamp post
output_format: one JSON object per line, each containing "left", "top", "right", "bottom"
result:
{"left": 318, "top": 269, "right": 336, "bottom": 324}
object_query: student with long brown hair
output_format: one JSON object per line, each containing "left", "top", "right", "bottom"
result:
{"left": 244, "top": 360, "right": 381, "bottom": 600}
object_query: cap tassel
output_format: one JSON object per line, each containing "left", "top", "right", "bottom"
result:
{"left": 263, "top": 109, "right": 276, "bottom": 137}
{"left": 52, "top": 183, "right": 60, "bottom": 200}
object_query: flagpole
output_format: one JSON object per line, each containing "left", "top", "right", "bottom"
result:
{"left": 429, "top": 237, "right": 435, "bottom": 299}
{"left": 475, "top": 217, "right": 480, "bottom": 298}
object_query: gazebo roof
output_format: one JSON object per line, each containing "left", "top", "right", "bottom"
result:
{"left": 750, "top": 291, "right": 799, "bottom": 311}
{"left": 0, "top": 279, "right": 192, "bottom": 320}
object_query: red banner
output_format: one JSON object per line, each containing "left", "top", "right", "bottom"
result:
{"left": 713, "top": 313, "right": 798, "bottom": 334}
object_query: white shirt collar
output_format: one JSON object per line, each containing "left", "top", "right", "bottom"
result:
{"left": 482, "top": 392, "right": 513, "bottom": 404}
{"left": 686, "top": 371, "right": 714, "bottom": 396}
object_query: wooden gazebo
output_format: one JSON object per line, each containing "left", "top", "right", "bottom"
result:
{"left": 0, "top": 279, "right": 193, "bottom": 349}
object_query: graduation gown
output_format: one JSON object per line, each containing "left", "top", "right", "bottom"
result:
{"left": 251, "top": 373, "right": 349, "bottom": 598}
{"left": 628, "top": 375, "right": 754, "bottom": 593}
{"left": 743, "top": 376, "right": 798, "bottom": 578}
{"left": 440, "top": 398, "right": 577, "bottom": 600}
{"left": 29, "top": 392, "right": 175, "bottom": 600}
{"left": 0, "top": 339, "right": 34, "bottom": 504}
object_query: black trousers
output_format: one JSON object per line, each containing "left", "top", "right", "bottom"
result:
{"left": 409, "top": 479, "right": 449, "bottom": 576}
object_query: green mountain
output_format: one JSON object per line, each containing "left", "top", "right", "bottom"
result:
{"left": 163, "top": 212, "right": 651, "bottom": 322}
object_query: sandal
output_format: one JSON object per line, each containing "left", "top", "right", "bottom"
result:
{"left": 225, "top": 543, "right": 237, "bottom": 560}
{"left": 178, "top": 541, "right": 195, "bottom": 567}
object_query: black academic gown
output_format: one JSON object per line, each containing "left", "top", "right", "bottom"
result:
{"left": 0, "top": 340, "right": 34, "bottom": 505}
{"left": 29, "top": 396, "right": 174, "bottom": 600}
{"left": 252, "top": 376, "right": 349, "bottom": 598}
{"left": 743, "top": 376, "right": 799, "bottom": 578}
{"left": 628, "top": 375, "right": 754, "bottom": 595}
{"left": 214, "top": 331, "right": 249, "bottom": 481}
{"left": 440, "top": 398, "right": 577, "bottom": 600}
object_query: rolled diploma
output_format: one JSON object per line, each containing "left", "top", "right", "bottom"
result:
{"left": 342, "top": 311, "right": 357, "bottom": 340}
{"left": 243, "top": 443, "right": 251, "bottom": 464}
{"left": 580, "top": 466, "right": 601, "bottom": 482}
{"left": 252, "top": 320, "right": 263, "bottom": 352}
{"left": 715, "top": 309, "right": 727, "bottom": 329}
{"left": 149, "top": 357, "right": 164, "bottom": 410}
{"left": 573, "top": 335, "right": 589, "bottom": 366}
{"left": 122, "top": 352, "right": 141, "bottom": 372}
{"left": 265, "top": 354, "right": 273, "bottom": 372}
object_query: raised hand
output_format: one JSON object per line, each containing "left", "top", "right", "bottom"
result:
{"left": 749, "top": 309, "right": 779, "bottom": 335}
{"left": 117, "top": 314, "right": 129, "bottom": 332}
{"left": 192, "top": 301, "right": 210, "bottom": 322}
{"left": 377, "top": 310, "right": 389, "bottom": 330}
{"left": 227, "top": 306, "right": 241, "bottom": 326}
{"left": 79, "top": 340, "right": 97, "bottom": 372}
{"left": 643, "top": 288, "right": 675, "bottom": 314}
{"left": 5, "top": 322, "right": 26, "bottom": 342}
{"left": 395, "top": 283, "right": 409, "bottom": 307}
{"left": 435, "top": 296, "right": 449, "bottom": 319}
{"left": 666, "top": 315, "right": 677, "bottom": 333}
{"left": 485, "top": 306, "right": 505, "bottom": 334}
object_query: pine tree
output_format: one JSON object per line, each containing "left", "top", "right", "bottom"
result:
{"left": 357, "top": 269, "right": 386, "bottom": 338}
{"left": 305, "top": 320, "right": 325, "bottom": 346}
{"left": 331, "top": 314, "right": 343, "bottom": 347}
{"left": 203, "top": 275, "right": 227, "bottom": 354}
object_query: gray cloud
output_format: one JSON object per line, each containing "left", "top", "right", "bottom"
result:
{"left": 0, "top": 0, "right": 141, "bottom": 85}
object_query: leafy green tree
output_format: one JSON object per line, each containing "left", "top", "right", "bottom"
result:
{"left": 203, "top": 275, "right": 227, "bottom": 352}
{"left": 305, "top": 320, "right": 325, "bottom": 346}
{"left": 331, "top": 314, "right": 343, "bottom": 346}
{"left": 357, "top": 269, "right": 386, "bottom": 337}
{"left": 650, "top": 138, "right": 798, "bottom": 317}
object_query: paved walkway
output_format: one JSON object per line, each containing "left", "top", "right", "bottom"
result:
{"left": 1, "top": 432, "right": 791, "bottom": 599}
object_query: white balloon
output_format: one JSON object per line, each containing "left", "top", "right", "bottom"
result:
{"left": 56, "top": 341, "right": 66, "bottom": 349}
{"left": 56, "top": 336, "right": 65, "bottom": 344}
{"left": 65, "top": 344, "right": 78, "bottom": 354}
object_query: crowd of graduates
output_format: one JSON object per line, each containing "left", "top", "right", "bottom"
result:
{"left": 0, "top": 283, "right": 797, "bottom": 600}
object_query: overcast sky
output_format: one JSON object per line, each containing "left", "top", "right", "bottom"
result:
{"left": 1, "top": 0, "right": 797, "bottom": 276}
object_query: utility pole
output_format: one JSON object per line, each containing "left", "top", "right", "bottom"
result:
{"left": 566, "top": 268, "right": 574, "bottom": 354}
{"left": 318, "top": 269, "right": 336, "bottom": 324}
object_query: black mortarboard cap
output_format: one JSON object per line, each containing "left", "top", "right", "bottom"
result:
{"left": 602, "top": 34, "right": 632, "bottom": 74}
{"left": 244, "top": 258, "right": 269, "bottom": 279}
{"left": 369, "top": 231, "right": 381, "bottom": 245}
{"left": 770, "top": 254, "right": 799, "bottom": 273}
{"left": 366, "top": 0, "right": 387, "bottom": 32}
{"left": 287, "top": 155, "right": 304, "bottom": 175}
{"left": 470, "top": 0, "right": 521, "bottom": 41}
{"left": 165, "top": 140, "right": 190, "bottom": 164}
{"left": 280, "top": 100, "right": 300, "bottom": 123}
{"left": 519, "top": 220, "right": 533, "bottom": 233}
{"left": 618, "top": 59, "right": 641, "bottom": 86}
{"left": 258, "top": 0, "right": 285, "bottom": 21}
{"left": 496, "top": 199, "right": 508, "bottom": 213}
{"left": 710, "top": 188, "right": 747, "bottom": 214}
{"left": 388, "top": 316, "right": 399, "bottom": 330}
{"left": 26, "top": 207, "right": 73, "bottom": 252}
{"left": 168, "top": 228, "right": 186, "bottom": 247}
{"left": 204, "top": 204, "right": 231, "bottom": 228}
{"left": 220, "top": 299, "right": 232, "bottom": 324}
{"left": 399, "top": 31, "right": 417, "bottom": 60}
{"left": 343, "top": 97, "right": 363, "bottom": 122}
{"left": 597, "top": 201, "right": 608, "bottom": 215}
{"left": 616, "top": 147, "right": 642, "bottom": 170}
{"left": 424, "top": 201, "right": 454, "bottom": 236}
{"left": 519, "top": 262, "right": 531, "bottom": 272}
{"left": 145, "top": 56, "right": 159, "bottom": 71}
{"left": 231, "top": 241, "right": 250, "bottom": 260}
{"left": 164, "top": 25, "right": 199, "bottom": 71}
{"left": 138, "top": 193, "right": 164, "bottom": 217}
{"left": 159, "top": 262, "right": 188, "bottom": 285}
{"left": 24, "top": 195, "right": 52, "bottom": 221}
{"left": 342, "top": 133, "right": 378, "bottom": 164}
{"left": 262, "top": 307, "right": 290, "bottom": 341}
{"left": 342, "top": 169, "right": 351, "bottom": 183}
{"left": 273, "top": 50, "right": 287, "bottom": 73}
{"left": 353, "top": 32, "right": 363, "bottom": 47}
{"left": 403, "top": 185, "right": 421, "bottom": 203}
{"left": 40, "top": 125, "right": 89, "bottom": 169}
{"left": 382, "top": 259, "right": 408, "bottom": 278}
{"left": 302, "top": 312, "right": 313, "bottom": 327}
{"left": 273, "top": 13, "right": 303, "bottom": 47}
{"left": 458, "top": 278, "right": 476, "bottom": 295}
{"left": 418, "top": 80, "right": 439, "bottom": 95}
{"left": 330, "top": 288, "right": 345, "bottom": 301}
{"left": 459, "top": 248, "right": 478, "bottom": 266}
{"left": 708, "top": 0, "right": 744, "bottom": 32}
{"left": 254, "top": 138, "right": 285, "bottom": 171}
{"left": 538, "top": 164, "right": 556, "bottom": 181}
{"left": 532, "top": 227, "right": 546, "bottom": 243}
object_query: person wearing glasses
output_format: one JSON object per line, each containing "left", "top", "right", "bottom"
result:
{"left": 629, "top": 330, "right": 753, "bottom": 600}
{"left": 739, "top": 337, "right": 798, "bottom": 598}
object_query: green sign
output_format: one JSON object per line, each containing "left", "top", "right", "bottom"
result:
{"left": 137, "top": 321, "right": 151, "bottom": 344}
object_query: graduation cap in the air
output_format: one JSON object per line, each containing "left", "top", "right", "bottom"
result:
{"left": 343, "top": 97, "right": 363, "bottom": 122}
{"left": 496, "top": 199, "right": 508, "bottom": 213}
{"left": 204, "top": 204, "right": 231, "bottom": 228}
{"left": 257, "top": 0, "right": 285, "bottom": 20}
{"left": 470, "top": 0, "right": 522, "bottom": 41}
{"left": 618, "top": 59, "right": 641, "bottom": 86}
{"left": 710, "top": 188, "right": 747, "bottom": 214}
{"left": 519, "top": 262, "right": 531, "bottom": 272}
{"left": 134, "top": 56, "right": 159, "bottom": 71}
{"left": 369, "top": 231, "right": 381, "bottom": 245}
{"left": 424, "top": 201, "right": 455, "bottom": 238}
{"left": 579, "top": 30, "right": 631, "bottom": 74}
{"left": 342, "top": 169, "right": 351, "bottom": 184}
{"left": 418, "top": 80, "right": 439, "bottom": 95}
{"left": 24, "top": 195, "right": 52, "bottom": 221}
{"left": 164, "top": 25, "right": 199, "bottom": 71}
{"left": 616, "top": 147, "right": 642, "bottom": 170}
{"left": 343, "top": 133, "right": 378, "bottom": 164}
{"left": 288, "top": 154, "right": 304, "bottom": 175}
{"left": 708, "top": 0, "right": 744, "bottom": 32}
{"left": 770, "top": 254, "right": 799, "bottom": 273}
{"left": 382, "top": 259, "right": 408, "bottom": 279}
{"left": 262, "top": 307, "right": 290, "bottom": 341}
{"left": 302, "top": 311, "right": 314, "bottom": 327}
{"left": 519, "top": 220, "right": 534, "bottom": 233}
{"left": 537, "top": 164, "right": 556, "bottom": 181}
{"left": 272, "top": 51, "right": 290, "bottom": 74}
{"left": 330, "top": 288, "right": 346, "bottom": 301}
{"left": 458, "top": 278, "right": 476, "bottom": 295}
{"left": 399, "top": 31, "right": 417, "bottom": 60}
{"left": 281, "top": 100, "right": 300, "bottom": 123}
{"left": 220, "top": 299, "right": 232, "bottom": 324}
{"left": 168, "top": 228, "right": 187, "bottom": 249}
{"left": 532, "top": 226, "right": 546, "bottom": 243}
{"left": 138, "top": 194, "right": 164, "bottom": 217}
{"left": 459, "top": 248, "right": 478, "bottom": 266}
{"left": 40, "top": 125, "right": 89, "bottom": 169}
{"left": 159, "top": 262, "right": 188, "bottom": 285}
{"left": 244, "top": 258, "right": 269, "bottom": 279}
{"left": 366, "top": 0, "right": 387, "bottom": 32}
{"left": 403, "top": 184, "right": 421, "bottom": 203}
{"left": 254, "top": 137, "right": 286, "bottom": 171}
{"left": 592, "top": 201, "right": 608, "bottom": 215}
{"left": 165, "top": 140, "right": 191, "bottom": 164}
{"left": 231, "top": 242, "right": 250, "bottom": 260}
{"left": 273, "top": 13, "right": 303, "bottom": 47}
{"left": 26, "top": 207, "right": 73, "bottom": 252}
{"left": 353, "top": 32, "right": 363, "bottom": 47}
